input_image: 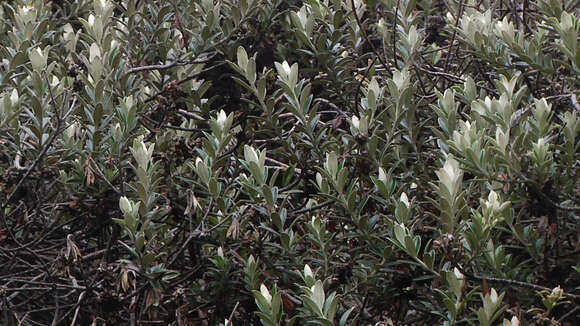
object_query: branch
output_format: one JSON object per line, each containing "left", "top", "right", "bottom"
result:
{"left": 353, "top": 56, "right": 378, "bottom": 113}
{"left": 162, "top": 124, "right": 206, "bottom": 133}
{"left": 126, "top": 53, "right": 217, "bottom": 74}
{"left": 349, "top": 0, "right": 391, "bottom": 74}
{"left": 518, "top": 172, "right": 580, "bottom": 211}
{"left": 414, "top": 64, "right": 465, "bottom": 83}
{"left": 461, "top": 268, "right": 580, "bottom": 301}
{"left": 88, "top": 157, "right": 121, "bottom": 194}
{"left": 225, "top": 301, "right": 240, "bottom": 326}
{"left": 290, "top": 199, "right": 335, "bottom": 216}
{"left": 392, "top": 0, "right": 400, "bottom": 68}
{"left": 2, "top": 96, "right": 76, "bottom": 209}
{"left": 176, "top": 109, "right": 206, "bottom": 121}
{"left": 442, "top": 0, "right": 464, "bottom": 85}
{"left": 1, "top": 79, "right": 76, "bottom": 257}
{"left": 143, "top": 62, "right": 227, "bottom": 104}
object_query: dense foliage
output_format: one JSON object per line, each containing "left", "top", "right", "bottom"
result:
{"left": 1, "top": 0, "right": 579, "bottom": 324}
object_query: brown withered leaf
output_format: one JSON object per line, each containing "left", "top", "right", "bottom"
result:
{"left": 227, "top": 216, "right": 240, "bottom": 240}
{"left": 482, "top": 277, "right": 489, "bottom": 296}
{"left": 84, "top": 156, "right": 95, "bottom": 186}
{"left": 282, "top": 294, "right": 296, "bottom": 313}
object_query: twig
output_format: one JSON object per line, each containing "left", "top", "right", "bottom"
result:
{"left": 279, "top": 172, "right": 301, "bottom": 193}
{"left": 510, "top": 102, "right": 534, "bottom": 129}
{"left": 558, "top": 304, "right": 580, "bottom": 322}
{"left": 162, "top": 124, "right": 206, "bottom": 132}
{"left": 176, "top": 109, "right": 206, "bottom": 121}
{"left": 80, "top": 248, "right": 107, "bottom": 262}
{"left": 128, "top": 61, "right": 182, "bottom": 74}
{"left": 349, "top": 0, "right": 391, "bottom": 75}
{"left": 143, "top": 62, "right": 227, "bottom": 104}
{"left": 198, "top": 198, "right": 214, "bottom": 231}
{"left": 130, "top": 277, "right": 137, "bottom": 326}
{"left": 225, "top": 301, "right": 240, "bottom": 326}
{"left": 3, "top": 215, "right": 81, "bottom": 253}
{"left": 3, "top": 287, "right": 56, "bottom": 292}
{"left": 2, "top": 283, "right": 86, "bottom": 291}
{"left": 392, "top": 0, "right": 401, "bottom": 68}
{"left": 88, "top": 157, "right": 121, "bottom": 194}
{"left": 23, "top": 303, "right": 77, "bottom": 315}
{"left": 167, "top": 229, "right": 204, "bottom": 267}
{"left": 5, "top": 274, "right": 45, "bottom": 303}
{"left": 353, "top": 294, "right": 370, "bottom": 323}
{"left": 414, "top": 64, "right": 465, "bottom": 83}
{"left": 517, "top": 172, "right": 580, "bottom": 211}
{"left": 442, "top": 0, "right": 464, "bottom": 87}
{"left": 353, "top": 56, "right": 378, "bottom": 113}
{"left": 2, "top": 95, "right": 76, "bottom": 210}
{"left": 51, "top": 283, "right": 60, "bottom": 326}
{"left": 126, "top": 53, "right": 216, "bottom": 74}
{"left": 420, "top": 42, "right": 458, "bottom": 55}
{"left": 522, "top": 0, "right": 531, "bottom": 34}
{"left": 177, "top": 61, "right": 227, "bottom": 86}
{"left": 168, "top": 198, "right": 214, "bottom": 266}
{"left": 290, "top": 199, "right": 335, "bottom": 216}
{"left": 456, "top": 264, "right": 580, "bottom": 300}
{"left": 265, "top": 157, "right": 290, "bottom": 169}
{"left": 0, "top": 79, "right": 74, "bottom": 286}
{"left": 205, "top": 213, "right": 234, "bottom": 234}
{"left": 315, "top": 98, "right": 347, "bottom": 118}
{"left": 69, "top": 291, "right": 86, "bottom": 326}
{"left": 412, "top": 63, "right": 429, "bottom": 97}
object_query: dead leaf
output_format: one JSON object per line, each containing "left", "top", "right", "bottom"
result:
{"left": 227, "top": 217, "right": 239, "bottom": 240}
{"left": 482, "top": 277, "right": 489, "bottom": 296}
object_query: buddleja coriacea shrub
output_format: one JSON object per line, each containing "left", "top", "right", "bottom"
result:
{"left": 0, "top": 0, "right": 579, "bottom": 324}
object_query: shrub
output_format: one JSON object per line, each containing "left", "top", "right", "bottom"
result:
{"left": 0, "top": 0, "right": 579, "bottom": 325}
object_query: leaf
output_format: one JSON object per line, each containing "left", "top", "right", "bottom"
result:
{"left": 246, "top": 58, "right": 256, "bottom": 84}
{"left": 339, "top": 306, "right": 356, "bottom": 326}
{"left": 311, "top": 280, "right": 325, "bottom": 312}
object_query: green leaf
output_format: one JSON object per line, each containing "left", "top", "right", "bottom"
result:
{"left": 339, "top": 306, "right": 356, "bottom": 326}
{"left": 237, "top": 46, "right": 248, "bottom": 71}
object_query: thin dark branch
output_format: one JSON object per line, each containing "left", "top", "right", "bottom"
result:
{"left": 459, "top": 265, "right": 580, "bottom": 300}
{"left": 442, "top": 0, "right": 464, "bottom": 86}
{"left": 353, "top": 56, "right": 378, "bottom": 113}
{"left": 225, "top": 301, "right": 240, "bottom": 325}
{"left": 517, "top": 172, "right": 580, "bottom": 211}
{"left": 68, "top": 291, "right": 86, "bottom": 326}
{"left": 414, "top": 64, "right": 465, "bottom": 83}
{"left": 558, "top": 304, "right": 580, "bottom": 322}
{"left": 279, "top": 173, "right": 301, "bottom": 193}
{"left": 168, "top": 198, "right": 214, "bottom": 266}
{"left": 177, "top": 109, "right": 206, "bottom": 121}
{"left": 349, "top": 0, "right": 391, "bottom": 75}
{"left": 162, "top": 124, "right": 206, "bottom": 132}
{"left": 143, "top": 62, "right": 227, "bottom": 104}
{"left": 392, "top": 0, "right": 401, "bottom": 68}
{"left": 88, "top": 157, "right": 121, "bottom": 194}
{"left": 290, "top": 199, "right": 335, "bottom": 216}
{"left": 126, "top": 53, "right": 217, "bottom": 74}
{"left": 2, "top": 96, "right": 75, "bottom": 210}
